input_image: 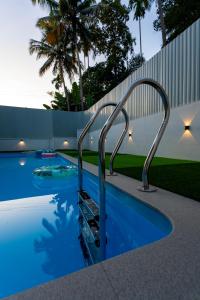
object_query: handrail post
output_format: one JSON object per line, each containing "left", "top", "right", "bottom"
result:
{"left": 98, "top": 133, "right": 107, "bottom": 260}
{"left": 109, "top": 111, "right": 129, "bottom": 175}
{"left": 139, "top": 82, "right": 170, "bottom": 192}
{"left": 78, "top": 140, "right": 83, "bottom": 191}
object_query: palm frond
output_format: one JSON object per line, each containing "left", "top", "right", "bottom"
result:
{"left": 39, "top": 56, "right": 55, "bottom": 76}
{"left": 31, "top": 0, "right": 58, "bottom": 9}
{"left": 80, "top": 4, "right": 99, "bottom": 15}
{"left": 29, "top": 39, "right": 52, "bottom": 56}
{"left": 36, "top": 15, "right": 60, "bottom": 29}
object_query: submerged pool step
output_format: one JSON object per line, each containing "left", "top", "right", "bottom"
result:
{"left": 78, "top": 191, "right": 99, "bottom": 222}
{"left": 78, "top": 190, "right": 100, "bottom": 264}
{"left": 78, "top": 205, "right": 100, "bottom": 246}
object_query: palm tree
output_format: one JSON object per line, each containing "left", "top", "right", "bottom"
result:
{"left": 32, "top": 0, "right": 97, "bottom": 111}
{"left": 58, "top": 0, "right": 97, "bottom": 110}
{"left": 29, "top": 21, "right": 77, "bottom": 111}
{"left": 129, "top": 0, "right": 167, "bottom": 49}
{"left": 129, "top": 0, "right": 151, "bottom": 58}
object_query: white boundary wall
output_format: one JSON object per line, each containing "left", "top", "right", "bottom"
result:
{"left": 0, "top": 137, "right": 78, "bottom": 152}
{"left": 87, "top": 102, "right": 200, "bottom": 161}
{"left": 0, "top": 106, "right": 86, "bottom": 151}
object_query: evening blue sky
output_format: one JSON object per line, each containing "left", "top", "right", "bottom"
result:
{"left": 0, "top": 0, "right": 161, "bottom": 109}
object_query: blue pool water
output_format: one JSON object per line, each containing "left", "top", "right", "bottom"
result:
{"left": 0, "top": 152, "right": 172, "bottom": 298}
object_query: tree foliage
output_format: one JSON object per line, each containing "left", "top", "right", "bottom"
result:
{"left": 44, "top": 91, "right": 69, "bottom": 110}
{"left": 93, "top": 0, "right": 134, "bottom": 69}
{"left": 129, "top": 0, "right": 152, "bottom": 20}
{"left": 82, "top": 54, "right": 145, "bottom": 106}
{"left": 69, "top": 82, "right": 80, "bottom": 106}
{"left": 154, "top": 0, "right": 200, "bottom": 42}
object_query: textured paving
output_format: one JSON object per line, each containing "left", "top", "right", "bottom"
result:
{"left": 5, "top": 153, "right": 200, "bottom": 300}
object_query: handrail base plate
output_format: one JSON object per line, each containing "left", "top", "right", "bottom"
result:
{"left": 107, "top": 172, "right": 118, "bottom": 177}
{"left": 137, "top": 185, "right": 158, "bottom": 193}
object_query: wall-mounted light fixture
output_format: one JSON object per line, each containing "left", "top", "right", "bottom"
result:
{"left": 184, "top": 125, "right": 191, "bottom": 131}
{"left": 128, "top": 130, "right": 133, "bottom": 140}
{"left": 182, "top": 120, "right": 193, "bottom": 139}
{"left": 64, "top": 139, "right": 69, "bottom": 145}
{"left": 19, "top": 138, "right": 25, "bottom": 145}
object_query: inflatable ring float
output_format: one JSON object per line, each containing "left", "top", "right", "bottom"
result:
{"left": 36, "top": 150, "right": 57, "bottom": 158}
{"left": 41, "top": 152, "right": 56, "bottom": 158}
{"left": 33, "top": 165, "right": 77, "bottom": 178}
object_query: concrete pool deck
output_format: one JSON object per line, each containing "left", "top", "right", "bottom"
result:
{"left": 5, "top": 153, "right": 200, "bottom": 300}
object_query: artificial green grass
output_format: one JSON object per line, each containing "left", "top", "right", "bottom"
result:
{"left": 59, "top": 150, "right": 200, "bottom": 201}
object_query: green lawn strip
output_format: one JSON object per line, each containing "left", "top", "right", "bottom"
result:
{"left": 59, "top": 150, "right": 200, "bottom": 201}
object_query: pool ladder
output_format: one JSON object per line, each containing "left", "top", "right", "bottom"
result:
{"left": 78, "top": 78, "right": 170, "bottom": 264}
{"left": 78, "top": 102, "right": 129, "bottom": 264}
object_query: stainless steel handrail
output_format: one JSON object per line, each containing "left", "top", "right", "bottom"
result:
{"left": 109, "top": 120, "right": 128, "bottom": 175}
{"left": 78, "top": 102, "right": 129, "bottom": 191}
{"left": 98, "top": 78, "right": 170, "bottom": 261}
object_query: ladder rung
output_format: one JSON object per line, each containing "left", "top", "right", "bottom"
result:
{"left": 78, "top": 191, "right": 99, "bottom": 222}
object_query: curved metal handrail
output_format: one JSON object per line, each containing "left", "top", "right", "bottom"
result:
{"left": 78, "top": 102, "right": 129, "bottom": 191}
{"left": 109, "top": 122, "right": 127, "bottom": 175}
{"left": 98, "top": 78, "right": 170, "bottom": 261}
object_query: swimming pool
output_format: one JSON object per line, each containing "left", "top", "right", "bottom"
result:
{"left": 0, "top": 152, "right": 172, "bottom": 298}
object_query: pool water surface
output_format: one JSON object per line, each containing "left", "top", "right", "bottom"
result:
{"left": 0, "top": 152, "right": 172, "bottom": 298}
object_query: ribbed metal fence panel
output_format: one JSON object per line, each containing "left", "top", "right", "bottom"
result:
{"left": 87, "top": 19, "right": 200, "bottom": 131}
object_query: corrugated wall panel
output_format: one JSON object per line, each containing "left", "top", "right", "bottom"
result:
{"left": 87, "top": 19, "right": 200, "bottom": 131}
